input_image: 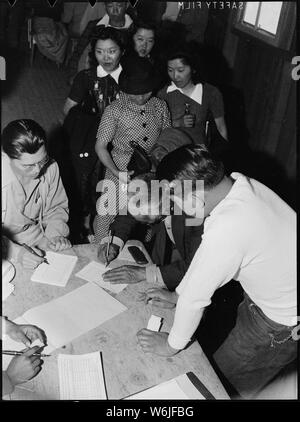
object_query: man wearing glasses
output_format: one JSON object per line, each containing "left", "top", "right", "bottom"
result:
{"left": 2, "top": 119, "right": 71, "bottom": 270}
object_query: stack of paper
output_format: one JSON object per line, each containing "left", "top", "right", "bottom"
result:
{"left": 76, "top": 261, "right": 127, "bottom": 294}
{"left": 31, "top": 251, "right": 78, "bottom": 287}
{"left": 58, "top": 352, "right": 107, "bottom": 400}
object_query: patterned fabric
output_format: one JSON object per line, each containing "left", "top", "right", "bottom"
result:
{"left": 93, "top": 92, "right": 171, "bottom": 242}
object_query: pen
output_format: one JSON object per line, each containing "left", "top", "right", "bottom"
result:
{"left": 105, "top": 230, "right": 112, "bottom": 267}
{"left": 2, "top": 350, "right": 51, "bottom": 357}
{"left": 22, "top": 243, "right": 49, "bottom": 265}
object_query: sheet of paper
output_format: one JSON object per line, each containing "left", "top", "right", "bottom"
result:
{"left": 125, "top": 374, "right": 206, "bottom": 400}
{"left": 147, "top": 315, "right": 162, "bottom": 332}
{"left": 76, "top": 261, "right": 127, "bottom": 294}
{"left": 58, "top": 352, "right": 107, "bottom": 400}
{"left": 21, "top": 282, "right": 127, "bottom": 350}
{"left": 31, "top": 251, "right": 78, "bottom": 287}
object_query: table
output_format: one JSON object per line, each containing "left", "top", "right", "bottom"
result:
{"left": 3, "top": 241, "right": 229, "bottom": 400}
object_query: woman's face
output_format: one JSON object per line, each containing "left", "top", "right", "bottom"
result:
{"left": 167, "top": 58, "right": 193, "bottom": 89}
{"left": 95, "top": 38, "right": 122, "bottom": 72}
{"left": 127, "top": 92, "right": 152, "bottom": 106}
{"left": 133, "top": 28, "right": 155, "bottom": 58}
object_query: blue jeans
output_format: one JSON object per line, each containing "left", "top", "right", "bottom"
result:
{"left": 213, "top": 293, "right": 298, "bottom": 398}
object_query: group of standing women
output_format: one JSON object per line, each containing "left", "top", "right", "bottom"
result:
{"left": 62, "top": 19, "right": 228, "bottom": 244}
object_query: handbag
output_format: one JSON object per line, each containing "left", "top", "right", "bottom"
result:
{"left": 127, "top": 141, "right": 152, "bottom": 177}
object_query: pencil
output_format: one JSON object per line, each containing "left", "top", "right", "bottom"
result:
{"left": 105, "top": 230, "right": 111, "bottom": 267}
{"left": 2, "top": 350, "right": 51, "bottom": 357}
{"left": 22, "top": 243, "right": 49, "bottom": 265}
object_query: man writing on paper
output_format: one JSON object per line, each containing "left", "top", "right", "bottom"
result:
{"left": 137, "top": 145, "right": 297, "bottom": 398}
{"left": 2, "top": 119, "right": 72, "bottom": 270}
{"left": 97, "top": 171, "right": 204, "bottom": 293}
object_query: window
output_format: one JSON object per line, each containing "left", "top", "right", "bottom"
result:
{"left": 235, "top": 1, "right": 296, "bottom": 50}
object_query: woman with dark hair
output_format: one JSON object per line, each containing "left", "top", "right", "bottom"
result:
{"left": 123, "top": 20, "right": 156, "bottom": 63}
{"left": 63, "top": 26, "right": 124, "bottom": 242}
{"left": 93, "top": 56, "right": 171, "bottom": 243}
{"left": 157, "top": 46, "right": 228, "bottom": 145}
{"left": 1, "top": 119, "right": 71, "bottom": 269}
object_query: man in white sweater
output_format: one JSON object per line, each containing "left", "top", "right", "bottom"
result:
{"left": 137, "top": 145, "right": 297, "bottom": 398}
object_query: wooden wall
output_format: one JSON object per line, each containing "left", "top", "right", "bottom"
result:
{"left": 203, "top": 5, "right": 297, "bottom": 207}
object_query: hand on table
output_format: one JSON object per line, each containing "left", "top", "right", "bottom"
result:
{"left": 97, "top": 243, "right": 120, "bottom": 264}
{"left": 138, "top": 288, "right": 178, "bottom": 309}
{"left": 103, "top": 265, "right": 146, "bottom": 284}
{"left": 137, "top": 330, "right": 180, "bottom": 356}
{"left": 6, "top": 346, "right": 44, "bottom": 387}
{"left": 17, "top": 246, "right": 45, "bottom": 270}
{"left": 47, "top": 236, "right": 72, "bottom": 251}
{"left": 5, "top": 320, "right": 47, "bottom": 347}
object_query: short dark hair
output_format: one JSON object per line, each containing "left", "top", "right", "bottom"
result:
{"left": 2, "top": 119, "right": 46, "bottom": 159}
{"left": 166, "top": 44, "right": 201, "bottom": 84}
{"left": 156, "top": 145, "right": 225, "bottom": 190}
{"left": 131, "top": 20, "right": 156, "bottom": 37}
{"left": 89, "top": 26, "right": 125, "bottom": 67}
{"left": 126, "top": 20, "right": 156, "bottom": 55}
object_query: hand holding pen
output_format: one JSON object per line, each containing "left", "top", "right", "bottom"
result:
{"left": 19, "top": 243, "right": 49, "bottom": 270}
{"left": 5, "top": 346, "right": 46, "bottom": 388}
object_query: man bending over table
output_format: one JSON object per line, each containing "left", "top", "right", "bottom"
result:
{"left": 137, "top": 145, "right": 297, "bottom": 399}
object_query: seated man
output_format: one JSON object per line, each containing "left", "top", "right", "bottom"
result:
{"left": 2, "top": 119, "right": 71, "bottom": 270}
{"left": 68, "top": 1, "right": 133, "bottom": 82}
{"left": 97, "top": 172, "right": 204, "bottom": 291}
{"left": 137, "top": 145, "right": 297, "bottom": 399}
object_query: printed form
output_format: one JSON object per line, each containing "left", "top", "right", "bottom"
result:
{"left": 58, "top": 352, "right": 107, "bottom": 400}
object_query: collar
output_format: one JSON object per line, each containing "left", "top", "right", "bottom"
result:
{"left": 1, "top": 153, "right": 17, "bottom": 187}
{"left": 96, "top": 13, "right": 133, "bottom": 29}
{"left": 166, "top": 82, "right": 203, "bottom": 105}
{"left": 96, "top": 64, "right": 122, "bottom": 83}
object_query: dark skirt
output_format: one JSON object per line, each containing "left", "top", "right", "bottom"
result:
{"left": 63, "top": 106, "right": 103, "bottom": 224}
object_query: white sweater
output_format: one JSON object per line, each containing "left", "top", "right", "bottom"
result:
{"left": 168, "top": 173, "right": 297, "bottom": 350}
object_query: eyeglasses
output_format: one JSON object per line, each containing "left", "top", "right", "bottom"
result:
{"left": 22, "top": 155, "right": 51, "bottom": 172}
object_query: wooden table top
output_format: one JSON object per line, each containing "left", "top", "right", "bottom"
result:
{"left": 3, "top": 242, "right": 229, "bottom": 400}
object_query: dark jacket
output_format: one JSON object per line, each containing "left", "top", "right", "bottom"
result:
{"left": 110, "top": 213, "right": 204, "bottom": 291}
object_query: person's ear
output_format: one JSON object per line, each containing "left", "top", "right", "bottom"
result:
{"left": 192, "top": 191, "right": 205, "bottom": 208}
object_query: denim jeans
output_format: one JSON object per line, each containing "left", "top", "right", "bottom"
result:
{"left": 213, "top": 293, "right": 298, "bottom": 398}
